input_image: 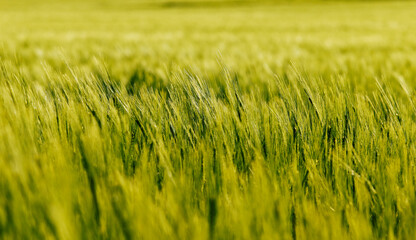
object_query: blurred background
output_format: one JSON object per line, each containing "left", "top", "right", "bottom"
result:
{"left": 1, "top": 0, "right": 416, "bottom": 90}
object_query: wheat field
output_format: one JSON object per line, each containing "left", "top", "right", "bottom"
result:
{"left": 1, "top": 1, "right": 416, "bottom": 239}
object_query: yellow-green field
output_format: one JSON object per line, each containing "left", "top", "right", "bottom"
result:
{"left": 1, "top": 1, "right": 416, "bottom": 239}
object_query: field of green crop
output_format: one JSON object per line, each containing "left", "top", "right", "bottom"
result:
{"left": 1, "top": 0, "right": 416, "bottom": 239}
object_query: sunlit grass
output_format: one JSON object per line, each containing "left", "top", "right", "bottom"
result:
{"left": 1, "top": 1, "right": 416, "bottom": 239}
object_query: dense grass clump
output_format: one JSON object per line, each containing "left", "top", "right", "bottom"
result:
{"left": 1, "top": 60, "right": 416, "bottom": 239}
{"left": 1, "top": 0, "right": 416, "bottom": 239}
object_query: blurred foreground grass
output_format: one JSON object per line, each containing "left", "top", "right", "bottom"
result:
{"left": 1, "top": 1, "right": 416, "bottom": 239}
